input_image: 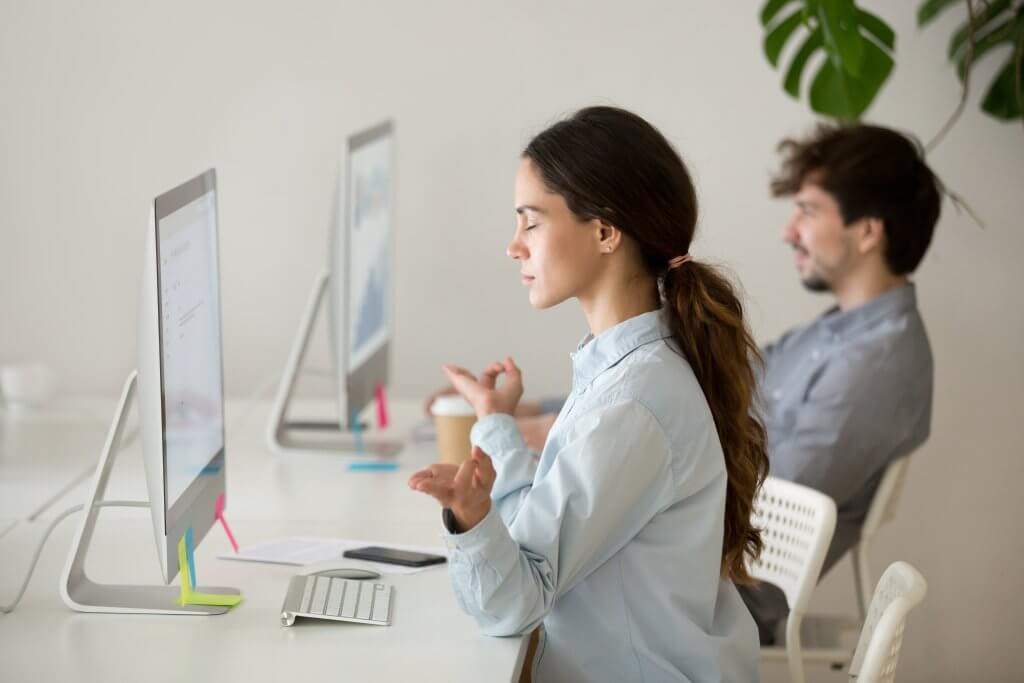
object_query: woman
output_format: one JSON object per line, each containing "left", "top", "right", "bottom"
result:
{"left": 409, "top": 107, "right": 768, "bottom": 682}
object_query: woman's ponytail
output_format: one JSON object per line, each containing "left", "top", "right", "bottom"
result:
{"left": 662, "top": 261, "right": 769, "bottom": 584}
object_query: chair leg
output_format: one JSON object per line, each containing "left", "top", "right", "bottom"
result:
{"left": 851, "top": 546, "right": 868, "bottom": 621}
{"left": 785, "top": 615, "right": 806, "bottom": 683}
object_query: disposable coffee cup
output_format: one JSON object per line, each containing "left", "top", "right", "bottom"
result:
{"left": 431, "top": 395, "right": 477, "bottom": 465}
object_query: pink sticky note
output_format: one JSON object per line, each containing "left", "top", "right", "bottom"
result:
{"left": 215, "top": 493, "right": 239, "bottom": 553}
{"left": 375, "top": 384, "right": 389, "bottom": 429}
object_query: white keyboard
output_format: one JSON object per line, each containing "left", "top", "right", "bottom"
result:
{"left": 281, "top": 574, "right": 393, "bottom": 627}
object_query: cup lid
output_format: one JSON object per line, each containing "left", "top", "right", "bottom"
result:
{"left": 430, "top": 395, "right": 475, "bottom": 417}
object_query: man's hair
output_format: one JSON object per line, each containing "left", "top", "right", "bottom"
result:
{"left": 771, "top": 123, "right": 943, "bottom": 275}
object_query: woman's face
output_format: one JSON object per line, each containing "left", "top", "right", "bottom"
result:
{"left": 508, "top": 159, "right": 604, "bottom": 309}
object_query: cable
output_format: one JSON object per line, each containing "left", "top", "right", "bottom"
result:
{"left": 0, "top": 500, "right": 148, "bottom": 614}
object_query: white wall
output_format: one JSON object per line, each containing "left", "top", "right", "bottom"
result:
{"left": 2, "top": 2, "right": 1021, "bottom": 680}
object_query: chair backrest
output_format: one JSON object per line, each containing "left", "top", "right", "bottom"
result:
{"left": 748, "top": 477, "right": 837, "bottom": 614}
{"left": 860, "top": 457, "right": 911, "bottom": 545}
{"left": 849, "top": 561, "right": 927, "bottom": 683}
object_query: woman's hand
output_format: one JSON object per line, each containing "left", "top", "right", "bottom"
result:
{"left": 408, "top": 447, "right": 496, "bottom": 531}
{"left": 443, "top": 357, "right": 524, "bottom": 418}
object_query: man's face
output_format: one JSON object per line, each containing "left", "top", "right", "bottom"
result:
{"left": 782, "top": 182, "right": 858, "bottom": 292}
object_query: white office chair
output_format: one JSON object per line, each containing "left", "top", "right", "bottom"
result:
{"left": 851, "top": 457, "right": 912, "bottom": 619}
{"left": 848, "top": 561, "right": 927, "bottom": 682}
{"left": 748, "top": 476, "right": 837, "bottom": 683}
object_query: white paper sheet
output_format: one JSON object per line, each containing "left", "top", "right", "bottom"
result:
{"left": 218, "top": 536, "right": 448, "bottom": 575}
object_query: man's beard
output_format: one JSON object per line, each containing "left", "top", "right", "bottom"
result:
{"left": 800, "top": 274, "right": 831, "bottom": 292}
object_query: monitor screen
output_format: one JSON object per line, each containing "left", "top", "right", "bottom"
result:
{"left": 344, "top": 128, "right": 393, "bottom": 373}
{"left": 156, "top": 188, "right": 225, "bottom": 511}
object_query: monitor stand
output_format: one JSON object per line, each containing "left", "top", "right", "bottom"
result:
{"left": 266, "top": 269, "right": 403, "bottom": 457}
{"left": 60, "top": 371, "right": 240, "bottom": 615}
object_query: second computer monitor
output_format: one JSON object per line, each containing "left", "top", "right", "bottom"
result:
{"left": 330, "top": 121, "right": 395, "bottom": 428}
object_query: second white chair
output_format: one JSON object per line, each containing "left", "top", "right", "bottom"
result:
{"left": 848, "top": 560, "right": 927, "bottom": 682}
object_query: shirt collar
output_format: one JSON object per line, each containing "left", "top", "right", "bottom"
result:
{"left": 820, "top": 283, "right": 918, "bottom": 339}
{"left": 571, "top": 309, "right": 673, "bottom": 389}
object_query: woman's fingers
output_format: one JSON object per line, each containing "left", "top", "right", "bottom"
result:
{"left": 452, "top": 457, "right": 478, "bottom": 493}
{"left": 443, "top": 365, "right": 484, "bottom": 401}
{"left": 479, "top": 362, "right": 505, "bottom": 390}
{"left": 472, "top": 447, "right": 497, "bottom": 489}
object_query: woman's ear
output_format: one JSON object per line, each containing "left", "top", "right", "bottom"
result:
{"left": 596, "top": 220, "right": 622, "bottom": 254}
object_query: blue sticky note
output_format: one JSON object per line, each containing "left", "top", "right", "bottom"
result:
{"left": 351, "top": 409, "right": 365, "bottom": 454}
{"left": 185, "top": 527, "right": 197, "bottom": 590}
{"left": 348, "top": 461, "right": 399, "bottom": 472}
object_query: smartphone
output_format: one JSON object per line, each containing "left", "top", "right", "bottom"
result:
{"left": 342, "top": 546, "right": 447, "bottom": 568}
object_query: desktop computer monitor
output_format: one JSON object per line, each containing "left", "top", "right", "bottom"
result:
{"left": 329, "top": 121, "right": 395, "bottom": 429}
{"left": 138, "top": 168, "right": 227, "bottom": 583}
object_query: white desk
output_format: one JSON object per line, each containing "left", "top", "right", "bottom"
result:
{"left": 0, "top": 399, "right": 526, "bottom": 682}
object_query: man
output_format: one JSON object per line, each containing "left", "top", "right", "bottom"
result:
{"left": 736, "top": 123, "right": 940, "bottom": 642}
{"left": 426, "top": 122, "right": 942, "bottom": 642}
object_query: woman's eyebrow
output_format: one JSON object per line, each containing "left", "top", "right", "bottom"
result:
{"left": 515, "top": 205, "right": 546, "bottom": 215}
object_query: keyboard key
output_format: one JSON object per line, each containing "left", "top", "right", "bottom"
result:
{"left": 326, "top": 578, "right": 345, "bottom": 616}
{"left": 355, "top": 582, "right": 373, "bottom": 620}
{"left": 371, "top": 584, "right": 390, "bottom": 622}
{"left": 340, "top": 580, "right": 359, "bottom": 618}
{"left": 300, "top": 576, "right": 315, "bottom": 613}
{"left": 310, "top": 576, "right": 330, "bottom": 615}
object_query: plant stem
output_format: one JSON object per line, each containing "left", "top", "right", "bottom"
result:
{"left": 926, "top": 0, "right": 978, "bottom": 153}
{"left": 1016, "top": 28, "right": 1023, "bottom": 136}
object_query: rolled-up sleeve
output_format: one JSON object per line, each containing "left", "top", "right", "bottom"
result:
{"left": 441, "top": 400, "right": 675, "bottom": 637}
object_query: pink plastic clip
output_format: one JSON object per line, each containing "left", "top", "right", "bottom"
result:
{"left": 214, "top": 493, "right": 239, "bottom": 553}
{"left": 375, "top": 384, "right": 389, "bottom": 429}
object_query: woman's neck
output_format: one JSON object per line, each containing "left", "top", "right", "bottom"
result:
{"left": 579, "top": 273, "right": 660, "bottom": 336}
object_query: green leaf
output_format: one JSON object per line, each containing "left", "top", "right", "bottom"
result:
{"left": 809, "top": 35, "right": 894, "bottom": 119}
{"left": 948, "top": 0, "right": 1011, "bottom": 61}
{"left": 858, "top": 8, "right": 895, "bottom": 50}
{"left": 764, "top": 9, "right": 806, "bottom": 67}
{"left": 917, "top": 0, "right": 963, "bottom": 27}
{"left": 818, "top": 0, "right": 866, "bottom": 77}
{"left": 956, "top": 18, "right": 1016, "bottom": 80}
{"left": 784, "top": 29, "right": 824, "bottom": 97}
{"left": 761, "top": 0, "right": 796, "bottom": 27}
{"left": 980, "top": 55, "right": 1024, "bottom": 119}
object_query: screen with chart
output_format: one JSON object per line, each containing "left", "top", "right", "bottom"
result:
{"left": 156, "top": 190, "right": 225, "bottom": 510}
{"left": 344, "top": 130, "right": 393, "bottom": 373}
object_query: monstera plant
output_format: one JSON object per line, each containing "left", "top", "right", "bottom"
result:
{"left": 760, "top": 0, "right": 1024, "bottom": 127}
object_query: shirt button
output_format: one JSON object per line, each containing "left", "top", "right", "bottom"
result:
{"left": 444, "top": 538, "right": 458, "bottom": 551}
{"left": 772, "top": 389, "right": 783, "bottom": 400}
{"left": 811, "top": 349, "right": 821, "bottom": 361}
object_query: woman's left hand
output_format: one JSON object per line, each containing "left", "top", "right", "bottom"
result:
{"left": 408, "top": 447, "right": 496, "bottom": 531}
{"left": 443, "top": 357, "right": 524, "bottom": 418}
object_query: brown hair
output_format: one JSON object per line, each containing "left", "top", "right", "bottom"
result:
{"left": 524, "top": 107, "right": 768, "bottom": 583}
{"left": 772, "top": 123, "right": 942, "bottom": 275}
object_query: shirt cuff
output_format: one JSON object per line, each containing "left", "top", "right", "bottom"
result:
{"left": 471, "top": 413, "right": 527, "bottom": 458}
{"left": 439, "top": 503, "right": 506, "bottom": 555}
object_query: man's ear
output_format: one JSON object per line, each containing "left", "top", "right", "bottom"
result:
{"left": 595, "top": 220, "right": 623, "bottom": 254}
{"left": 856, "top": 217, "right": 886, "bottom": 255}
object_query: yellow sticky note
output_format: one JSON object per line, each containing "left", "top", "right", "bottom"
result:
{"left": 186, "top": 591, "right": 243, "bottom": 607}
{"left": 177, "top": 536, "right": 243, "bottom": 608}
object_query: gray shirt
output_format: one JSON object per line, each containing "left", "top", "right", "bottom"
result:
{"left": 742, "top": 283, "right": 933, "bottom": 632}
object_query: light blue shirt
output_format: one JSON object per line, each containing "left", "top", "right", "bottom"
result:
{"left": 440, "top": 309, "right": 759, "bottom": 683}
